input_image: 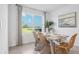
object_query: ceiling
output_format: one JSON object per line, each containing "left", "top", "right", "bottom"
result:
{"left": 21, "top": 4, "right": 68, "bottom": 12}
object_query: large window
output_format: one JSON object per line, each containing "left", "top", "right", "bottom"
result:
{"left": 21, "top": 14, "right": 43, "bottom": 32}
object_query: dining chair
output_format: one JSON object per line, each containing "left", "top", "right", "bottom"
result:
{"left": 36, "top": 32, "right": 51, "bottom": 54}
{"left": 54, "top": 33, "right": 77, "bottom": 54}
{"left": 33, "top": 31, "right": 40, "bottom": 51}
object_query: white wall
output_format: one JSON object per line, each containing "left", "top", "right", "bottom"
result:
{"left": 8, "top": 4, "right": 18, "bottom": 47}
{"left": 0, "top": 4, "right": 8, "bottom": 54}
{"left": 47, "top": 5, "right": 79, "bottom": 46}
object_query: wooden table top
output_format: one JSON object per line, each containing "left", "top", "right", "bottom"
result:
{"left": 44, "top": 33, "right": 65, "bottom": 42}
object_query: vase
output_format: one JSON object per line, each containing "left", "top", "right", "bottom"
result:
{"left": 46, "top": 28, "right": 49, "bottom": 33}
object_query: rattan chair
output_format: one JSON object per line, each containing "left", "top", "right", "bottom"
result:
{"left": 36, "top": 32, "right": 51, "bottom": 54}
{"left": 54, "top": 33, "right": 77, "bottom": 54}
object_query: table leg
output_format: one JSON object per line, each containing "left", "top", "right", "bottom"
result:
{"left": 53, "top": 42, "right": 55, "bottom": 53}
{"left": 49, "top": 40, "right": 55, "bottom": 54}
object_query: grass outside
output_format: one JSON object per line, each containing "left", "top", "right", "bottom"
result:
{"left": 22, "top": 28, "right": 33, "bottom": 32}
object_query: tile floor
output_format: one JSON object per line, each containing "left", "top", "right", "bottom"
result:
{"left": 9, "top": 42, "right": 79, "bottom": 54}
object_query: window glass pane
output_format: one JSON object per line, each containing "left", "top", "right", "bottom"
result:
{"left": 34, "top": 16, "right": 42, "bottom": 31}
{"left": 21, "top": 15, "right": 33, "bottom": 32}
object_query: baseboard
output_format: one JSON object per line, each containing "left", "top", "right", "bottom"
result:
{"left": 9, "top": 44, "right": 17, "bottom": 48}
{"left": 22, "top": 41, "right": 35, "bottom": 45}
{"left": 9, "top": 41, "right": 35, "bottom": 48}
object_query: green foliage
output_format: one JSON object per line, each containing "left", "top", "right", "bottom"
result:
{"left": 45, "top": 20, "right": 54, "bottom": 28}
{"left": 23, "top": 24, "right": 29, "bottom": 28}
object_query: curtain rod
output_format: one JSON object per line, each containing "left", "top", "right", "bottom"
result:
{"left": 16, "top": 4, "right": 46, "bottom": 13}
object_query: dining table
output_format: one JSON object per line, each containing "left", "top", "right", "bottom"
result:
{"left": 43, "top": 33, "right": 66, "bottom": 54}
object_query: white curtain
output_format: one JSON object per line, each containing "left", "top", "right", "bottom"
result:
{"left": 17, "top": 5, "right": 23, "bottom": 45}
